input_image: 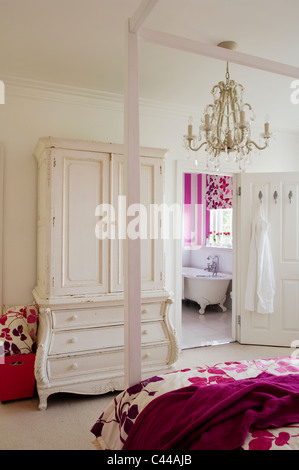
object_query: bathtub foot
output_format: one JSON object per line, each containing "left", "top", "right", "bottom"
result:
{"left": 219, "top": 296, "right": 227, "bottom": 312}
{"left": 198, "top": 298, "right": 208, "bottom": 315}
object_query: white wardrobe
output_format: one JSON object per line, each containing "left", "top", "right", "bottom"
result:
{"left": 33, "top": 137, "right": 179, "bottom": 410}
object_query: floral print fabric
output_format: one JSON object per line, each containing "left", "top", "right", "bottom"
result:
{"left": 206, "top": 174, "right": 233, "bottom": 210}
{"left": 0, "top": 304, "right": 38, "bottom": 356}
{"left": 91, "top": 357, "right": 299, "bottom": 450}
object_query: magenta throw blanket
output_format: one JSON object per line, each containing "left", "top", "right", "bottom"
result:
{"left": 122, "top": 372, "right": 299, "bottom": 450}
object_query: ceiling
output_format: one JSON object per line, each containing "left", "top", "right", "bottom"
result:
{"left": 1, "top": 0, "right": 299, "bottom": 132}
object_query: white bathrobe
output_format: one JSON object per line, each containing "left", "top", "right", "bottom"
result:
{"left": 245, "top": 205, "right": 275, "bottom": 314}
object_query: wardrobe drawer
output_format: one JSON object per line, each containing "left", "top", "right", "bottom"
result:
{"left": 51, "top": 301, "right": 163, "bottom": 330}
{"left": 141, "top": 302, "right": 164, "bottom": 321}
{"left": 49, "top": 322, "right": 168, "bottom": 355}
{"left": 49, "top": 326, "right": 123, "bottom": 355}
{"left": 141, "top": 344, "right": 169, "bottom": 368}
{"left": 47, "top": 344, "right": 170, "bottom": 380}
{"left": 47, "top": 349, "right": 124, "bottom": 380}
{"left": 141, "top": 322, "right": 167, "bottom": 344}
{"left": 51, "top": 306, "right": 123, "bottom": 329}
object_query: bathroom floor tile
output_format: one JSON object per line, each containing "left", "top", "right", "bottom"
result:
{"left": 181, "top": 301, "right": 232, "bottom": 349}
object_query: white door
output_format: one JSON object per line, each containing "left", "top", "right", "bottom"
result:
{"left": 238, "top": 172, "right": 299, "bottom": 347}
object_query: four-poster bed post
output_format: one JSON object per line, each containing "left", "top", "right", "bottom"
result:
{"left": 124, "top": 22, "right": 141, "bottom": 389}
{"left": 124, "top": 0, "right": 299, "bottom": 389}
{"left": 124, "top": 0, "right": 159, "bottom": 388}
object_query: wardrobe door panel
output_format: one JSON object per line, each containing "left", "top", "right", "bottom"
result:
{"left": 52, "top": 150, "right": 109, "bottom": 296}
{"left": 111, "top": 155, "right": 164, "bottom": 292}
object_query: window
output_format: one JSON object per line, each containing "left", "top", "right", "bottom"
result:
{"left": 208, "top": 208, "right": 233, "bottom": 247}
{"left": 184, "top": 173, "right": 233, "bottom": 248}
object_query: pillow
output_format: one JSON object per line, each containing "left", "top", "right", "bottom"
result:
{"left": 0, "top": 303, "right": 39, "bottom": 356}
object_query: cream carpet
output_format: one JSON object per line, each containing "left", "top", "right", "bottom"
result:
{"left": 0, "top": 343, "right": 294, "bottom": 450}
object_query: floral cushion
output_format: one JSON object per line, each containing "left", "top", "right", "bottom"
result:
{"left": 0, "top": 304, "right": 39, "bottom": 356}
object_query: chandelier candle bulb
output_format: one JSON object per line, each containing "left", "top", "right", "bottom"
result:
{"left": 264, "top": 114, "right": 270, "bottom": 136}
{"left": 205, "top": 114, "right": 210, "bottom": 127}
{"left": 188, "top": 116, "right": 193, "bottom": 138}
{"left": 240, "top": 110, "right": 246, "bottom": 124}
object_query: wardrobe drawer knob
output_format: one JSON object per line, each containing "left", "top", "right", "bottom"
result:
{"left": 142, "top": 329, "right": 148, "bottom": 335}
{"left": 141, "top": 309, "right": 148, "bottom": 315}
{"left": 143, "top": 353, "right": 151, "bottom": 359}
{"left": 71, "top": 315, "right": 78, "bottom": 321}
{"left": 71, "top": 363, "right": 78, "bottom": 370}
{"left": 70, "top": 337, "right": 77, "bottom": 343}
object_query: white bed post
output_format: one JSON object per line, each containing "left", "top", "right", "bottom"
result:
{"left": 122, "top": 0, "right": 299, "bottom": 390}
{"left": 124, "top": 0, "right": 159, "bottom": 388}
{"left": 124, "top": 23, "right": 142, "bottom": 388}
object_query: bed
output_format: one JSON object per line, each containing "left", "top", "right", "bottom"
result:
{"left": 91, "top": 356, "right": 299, "bottom": 450}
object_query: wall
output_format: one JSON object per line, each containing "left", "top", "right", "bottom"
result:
{"left": 183, "top": 246, "right": 232, "bottom": 274}
{"left": 0, "top": 80, "right": 186, "bottom": 309}
{"left": 0, "top": 77, "right": 299, "bottom": 333}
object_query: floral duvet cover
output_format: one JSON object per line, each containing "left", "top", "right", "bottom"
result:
{"left": 91, "top": 357, "right": 299, "bottom": 450}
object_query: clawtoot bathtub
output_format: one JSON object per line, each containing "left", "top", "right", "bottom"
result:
{"left": 182, "top": 267, "right": 232, "bottom": 315}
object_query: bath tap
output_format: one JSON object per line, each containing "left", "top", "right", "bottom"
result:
{"left": 206, "top": 255, "right": 219, "bottom": 276}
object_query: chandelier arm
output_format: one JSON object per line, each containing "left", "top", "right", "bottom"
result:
{"left": 205, "top": 134, "right": 226, "bottom": 152}
{"left": 217, "top": 86, "right": 226, "bottom": 143}
{"left": 237, "top": 129, "right": 250, "bottom": 148}
{"left": 188, "top": 140, "right": 207, "bottom": 152}
{"left": 248, "top": 140, "right": 269, "bottom": 151}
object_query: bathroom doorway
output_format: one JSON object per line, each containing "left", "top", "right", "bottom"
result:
{"left": 181, "top": 171, "right": 234, "bottom": 349}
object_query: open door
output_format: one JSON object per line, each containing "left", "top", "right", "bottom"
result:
{"left": 238, "top": 172, "right": 299, "bottom": 347}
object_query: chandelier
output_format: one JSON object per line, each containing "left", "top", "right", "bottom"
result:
{"left": 183, "top": 41, "right": 272, "bottom": 170}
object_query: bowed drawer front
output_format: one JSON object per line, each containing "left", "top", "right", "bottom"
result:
{"left": 47, "top": 344, "right": 170, "bottom": 381}
{"left": 51, "top": 302, "right": 163, "bottom": 330}
{"left": 51, "top": 306, "right": 124, "bottom": 329}
{"left": 49, "top": 322, "right": 168, "bottom": 355}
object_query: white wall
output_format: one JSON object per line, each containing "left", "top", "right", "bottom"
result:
{"left": 0, "top": 82, "right": 186, "bottom": 308}
{"left": 183, "top": 246, "right": 232, "bottom": 273}
{"left": 0, "top": 78, "right": 299, "bottom": 328}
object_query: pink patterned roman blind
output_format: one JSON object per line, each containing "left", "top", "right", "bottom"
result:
{"left": 206, "top": 175, "right": 233, "bottom": 210}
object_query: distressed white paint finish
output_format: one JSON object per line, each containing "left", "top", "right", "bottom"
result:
{"left": 139, "top": 28, "right": 299, "bottom": 79}
{"left": 111, "top": 154, "right": 164, "bottom": 293}
{"left": 52, "top": 150, "right": 109, "bottom": 296}
{"left": 33, "top": 136, "right": 179, "bottom": 410}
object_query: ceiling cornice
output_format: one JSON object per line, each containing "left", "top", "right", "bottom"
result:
{"left": 2, "top": 74, "right": 299, "bottom": 135}
{"left": 3, "top": 74, "right": 198, "bottom": 118}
